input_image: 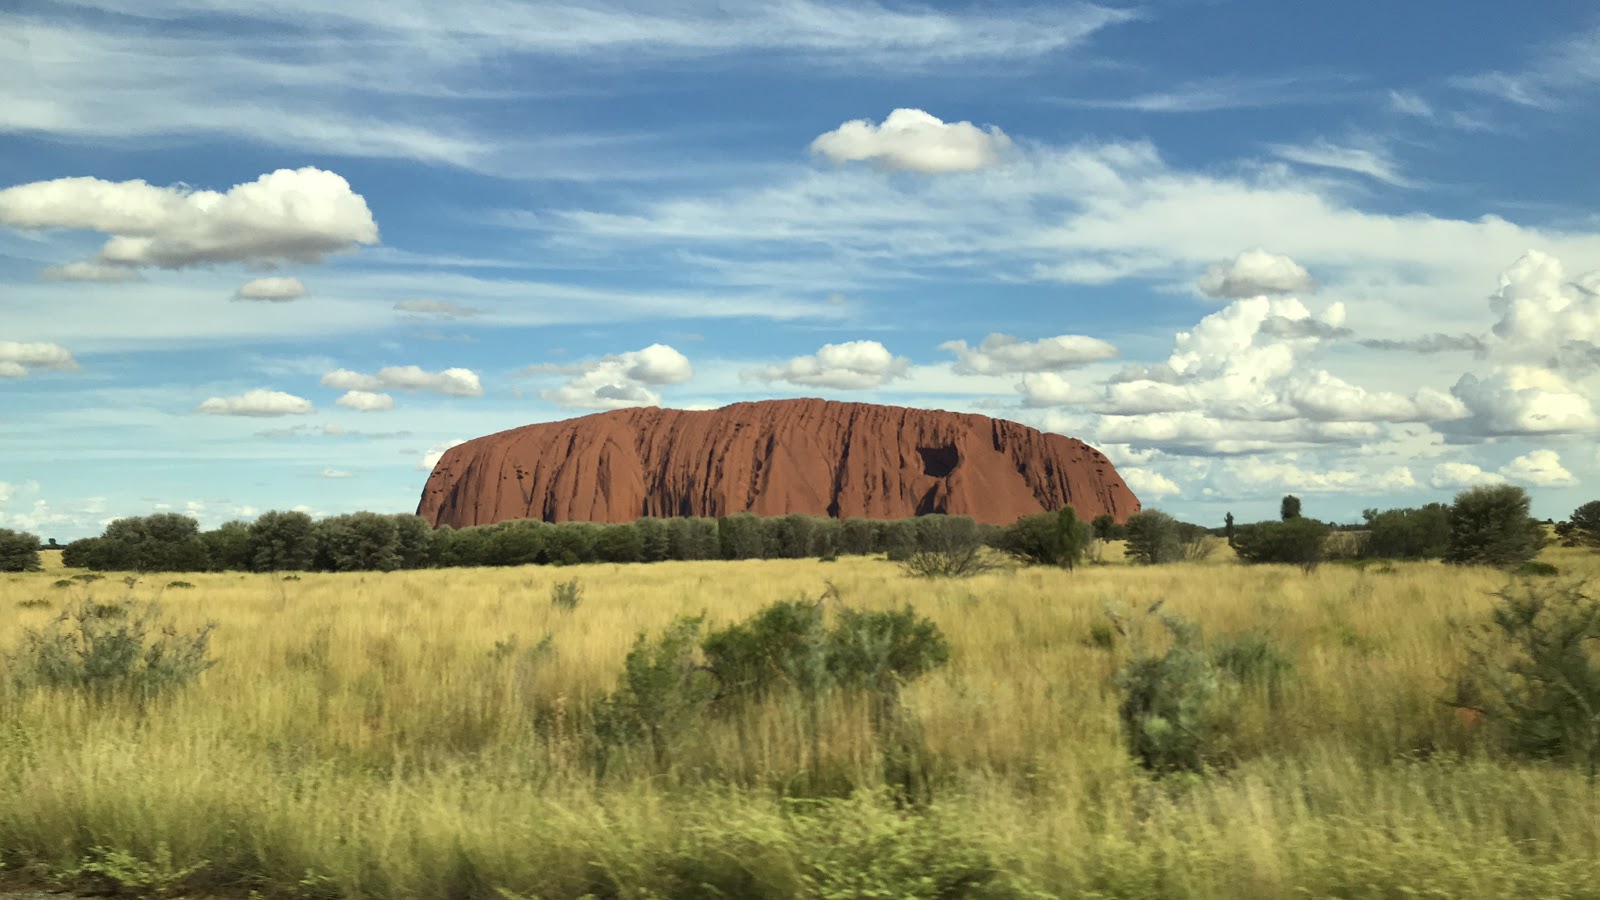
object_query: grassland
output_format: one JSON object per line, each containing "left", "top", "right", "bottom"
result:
{"left": 1, "top": 547, "right": 1598, "bottom": 899}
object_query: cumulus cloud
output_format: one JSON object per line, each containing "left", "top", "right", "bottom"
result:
{"left": 0, "top": 341, "right": 79, "bottom": 377}
{"left": 394, "top": 299, "right": 479, "bottom": 319}
{"left": 528, "top": 343, "right": 694, "bottom": 409}
{"left": 196, "top": 389, "right": 313, "bottom": 417}
{"left": 1099, "top": 380, "right": 1196, "bottom": 415}
{"left": 810, "top": 109, "right": 1012, "bottom": 174}
{"left": 235, "top": 276, "right": 308, "bottom": 302}
{"left": 1448, "top": 365, "right": 1598, "bottom": 436}
{"left": 940, "top": 332, "right": 1117, "bottom": 375}
{"left": 420, "top": 439, "right": 467, "bottom": 471}
{"left": 322, "top": 365, "right": 482, "bottom": 397}
{"left": 0, "top": 167, "right": 378, "bottom": 270}
{"left": 1225, "top": 457, "right": 1416, "bottom": 493}
{"left": 1196, "top": 248, "right": 1316, "bottom": 299}
{"left": 1429, "top": 461, "right": 1506, "bottom": 490}
{"left": 1360, "top": 333, "right": 1487, "bottom": 355}
{"left": 334, "top": 390, "right": 395, "bottom": 411}
{"left": 1016, "top": 372, "right": 1094, "bottom": 407}
{"left": 1121, "top": 467, "right": 1180, "bottom": 499}
{"left": 1498, "top": 449, "right": 1577, "bottom": 487}
{"left": 40, "top": 261, "right": 142, "bottom": 282}
{"left": 744, "top": 340, "right": 910, "bottom": 390}
{"left": 1487, "top": 250, "right": 1600, "bottom": 364}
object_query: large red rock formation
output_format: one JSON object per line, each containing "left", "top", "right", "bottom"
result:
{"left": 417, "top": 399, "right": 1140, "bottom": 528}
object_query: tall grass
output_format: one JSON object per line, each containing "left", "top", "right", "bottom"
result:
{"left": 0, "top": 551, "right": 1597, "bottom": 898}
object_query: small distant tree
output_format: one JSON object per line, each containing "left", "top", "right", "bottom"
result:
{"left": 900, "top": 515, "right": 994, "bottom": 578}
{"left": 1125, "top": 510, "right": 1184, "bottom": 565}
{"left": 391, "top": 515, "right": 435, "bottom": 569}
{"left": 540, "top": 522, "right": 599, "bottom": 566}
{"left": 839, "top": 518, "right": 879, "bottom": 556}
{"left": 1446, "top": 484, "right": 1546, "bottom": 568}
{"left": 486, "top": 520, "right": 544, "bottom": 567}
{"left": 1058, "top": 506, "right": 1091, "bottom": 571}
{"left": 1362, "top": 503, "right": 1451, "bottom": 560}
{"left": 1567, "top": 501, "right": 1600, "bottom": 549}
{"left": 666, "top": 517, "right": 720, "bottom": 561}
{"left": 0, "top": 528, "right": 43, "bottom": 572}
{"left": 594, "top": 523, "right": 645, "bottom": 563}
{"left": 1280, "top": 495, "right": 1302, "bottom": 521}
{"left": 61, "top": 538, "right": 106, "bottom": 570}
{"left": 1224, "top": 512, "right": 1236, "bottom": 548}
{"left": 97, "top": 514, "right": 210, "bottom": 572}
{"left": 248, "top": 511, "right": 318, "bottom": 572}
{"left": 634, "top": 517, "right": 672, "bottom": 562}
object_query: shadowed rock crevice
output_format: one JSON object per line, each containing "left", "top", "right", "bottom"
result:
{"left": 418, "top": 399, "right": 1140, "bottom": 527}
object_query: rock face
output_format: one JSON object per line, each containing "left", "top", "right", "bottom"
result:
{"left": 417, "top": 399, "right": 1140, "bottom": 528}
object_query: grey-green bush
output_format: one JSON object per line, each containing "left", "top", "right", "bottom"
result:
{"left": 9, "top": 597, "right": 216, "bottom": 702}
{"left": 248, "top": 510, "right": 318, "bottom": 572}
{"left": 1446, "top": 484, "right": 1545, "bottom": 568}
{"left": 1124, "top": 510, "right": 1184, "bottom": 565}
{"left": 0, "top": 527, "right": 43, "bottom": 572}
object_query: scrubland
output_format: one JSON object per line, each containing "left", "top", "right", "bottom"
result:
{"left": 1, "top": 547, "right": 1598, "bottom": 899}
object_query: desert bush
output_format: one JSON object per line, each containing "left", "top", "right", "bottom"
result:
{"left": 60, "top": 537, "right": 105, "bottom": 570}
{"left": 593, "top": 523, "right": 645, "bottom": 563}
{"left": 717, "top": 513, "right": 767, "bottom": 560}
{"left": 828, "top": 605, "right": 951, "bottom": 727}
{"left": 879, "top": 518, "right": 917, "bottom": 562}
{"left": 590, "top": 616, "right": 715, "bottom": 773}
{"left": 1124, "top": 510, "right": 1185, "bottom": 565}
{"left": 995, "top": 509, "right": 1090, "bottom": 569}
{"left": 540, "top": 522, "right": 599, "bottom": 566}
{"left": 701, "top": 599, "right": 832, "bottom": 706}
{"left": 8, "top": 597, "right": 216, "bottom": 702}
{"left": 391, "top": 514, "right": 435, "bottom": 569}
{"left": 550, "top": 578, "right": 583, "bottom": 611}
{"left": 1447, "top": 484, "right": 1546, "bottom": 568}
{"left": 666, "top": 517, "right": 721, "bottom": 561}
{"left": 1212, "top": 628, "right": 1294, "bottom": 703}
{"left": 1113, "top": 605, "right": 1238, "bottom": 773}
{"left": 248, "top": 510, "right": 318, "bottom": 572}
{"left": 0, "top": 527, "right": 43, "bottom": 572}
{"left": 1460, "top": 581, "right": 1600, "bottom": 776}
{"left": 1232, "top": 518, "right": 1332, "bottom": 572}
{"left": 633, "top": 517, "right": 672, "bottom": 562}
{"left": 838, "top": 518, "right": 879, "bottom": 556}
{"left": 899, "top": 516, "right": 994, "bottom": 578}
{"left": 483, "top": 520, "right": 543, "bottom": 567}
{"left": 51, "top": 843, "right": 208, "bottom": 899}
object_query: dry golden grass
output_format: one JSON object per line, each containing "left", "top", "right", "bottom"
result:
{"left": 0, "top": 547, "right": 1597, "bottom": 899}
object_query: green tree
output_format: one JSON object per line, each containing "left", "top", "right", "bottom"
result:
{"left": 390, "top": 514, "right": 435, "bottom": 569}
{"left": 634, "top": 517, "right": 672, "bottom": 562}
{"left": 97, "top": 514, "right": 210, "bottom": 572}
{"left": 1567, "top": 501, "right": 1600, "bottom": 549}
{"left": 717, "top": 513, "right": 767, "bottom": 560}
{"left": 248, "top": 510, "right": 318, "bottom": 572}
{"left": 60, "top": 537, "right": 106, "bottom": 570}
{"left": 540, "top": 522, "right": 598, "bottom": 565}
{"left": 1091, "top": 514, "right": 1118, "bottom": 542}
{"left": 1280, "top": 495, "right": 1302, "bottom": 520}
{"left": 200, "top": 521, "right": 253, "bottom": 571}
{"left": 485, "top": 520, "right": 543, "bottom": 567}
{"left": 1361, "top": 503, "right": 1451, "bottom": 560}
{"left": 1058, "top": 506, "right": 1091, "bottom": 571}
{"left": 1446, "top": 484, "right": 1546, "bottom": 568}
{"left": 0, "top": 528, "right": 43, "bottom": 572}
{"left": 666, "top": 517, "right": 720, "bottom": 561}
{"left": 594, "top": 523, "right": 645, "bottom": 563}
{"left": 839, "top": 518, "right": 879, "bottom": 556}
{"left": 1224, "top": 512, "right": 1235, "bottom": 548}
{"left": 1232, "top": 518, "right": 1331, "bottom": 572}
{"left": 315, "top": 512, "right": 402, "bottom": 572}
{"left": 1125, "top": 510, "right": 1184, "bottom": 565}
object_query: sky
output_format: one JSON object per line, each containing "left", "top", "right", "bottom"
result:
{"left": 3, "top": 0, "right": 1600, "bottom": 540}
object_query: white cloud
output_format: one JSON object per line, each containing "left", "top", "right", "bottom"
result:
{"left": 810, "top": 109, "right": 1013, "bottom": 174}
{"left": 40, "top": 261, "right": 143, "bottom": 282}
{"left": 321, "top": 365, "right": 483, "bottom": 397}
{"left": 1269, "top": 139, "right": 1414, "bottom": 187}
{"left": 0, "top": 341, "right": 79, "bottom": 377}
{"left": 1498, "top": 449, "right": 1577, "bottom": 487}
{"left": 1225, "top": 457, "right": 1416, "bottom": 494}
{"left": 744, "top": 340, "right": 909, "bottom": 390}
{"left": 1386, "top": 90, "right": 1434, "bottom": 119}
{"left": 334, "top": 390, "right": 395, "bottom": 411}
{"left": 529, "top": 343, "right": 694, "bottom": 409}
{"left": 394, "top": 299, "right": 478, "bottom": 319}
{"left": 321, "top": 469, "right": 353, "bottom": 479}
{"left": 1448, "top": 366, "right": 1598, "bottom": 436}
{"left": 195, "top": 389, "right": 314, "bottom": 417}
{"left": 1016, "top": 372, "right": 1093, "bottom": 407}
{"left": 235, "top": 276, "right": 308, "bottom": 302}
{"left": 940, "top": 332, "right": 1117, "bottom": 375}
{"left": 1099, "top": 380, "right": 1196, "bottom": 415}
{"left": 0, "top": 167, "right": 378, "bottom": 270}
{"left": 1429, "top": 462, "right": 1506, "bottom": 490}
{"left": 1122, "top": 467, "right": 1180, "bottom": 499}
{"left": 421, "top": 439, "right": 467, "bottom": 470}
{"left": 1486, "top": 250, "right": 1600, "bottom": 364}
{"left": 1196, "top": 248, "right": 1316, "bottom": 299}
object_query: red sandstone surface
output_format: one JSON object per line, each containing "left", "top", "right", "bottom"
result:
{"left": 416, "top": 399, "right": 1140, "bottom": 528}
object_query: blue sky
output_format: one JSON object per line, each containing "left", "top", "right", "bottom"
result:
{"left": 4, "top": 0, "right": 1600, "bottom": 540}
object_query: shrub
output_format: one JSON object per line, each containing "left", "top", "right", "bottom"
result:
{"left": 590, "top": 616, "right": 715, "bottom": 773}
{"left": 879, "top": 519, "right": 918, "bottom": 562}
{"left": 8, "top": 597, "right": 216, "bottom": 702}
{"left": 828, "top": 605, "right": 951, "bottom": 726}
{"left": 0, "top": 527, "right": 43, "bottom": 572}
{"left": 1113, "top": 607, "right": 1236, "bottom": 774}
{"left": 1232, "top": 518, "right": 1332, "bottom": 572}
{"left": 1446, "top": 484, "right": 1546, "bottom": 568}
{"left": 1564, "top": 501, "right": 1600, "bottom": 549}
{"left": 838, "top": 518, "right": 879, "bottom": 556}
{"left": 391, "top": 514, "right": 435, "bottom": 569}
{"left": 1091, "top": 513, "right": 1125, "bottom": 542}
{"left": 995, "top": 509, "right": 1090, "bottom": 569}
{"left": 1459, "top": 581, "right": 1600, "bottom": 776}
{"left": 1124, "top": 510, "right": 1184, "bottom": 565}
{"left": 594, "top": 523, "right": 645, "bottom": 563}
{"left": 634, "top": 517, "right": 672, "bottom": 563}
{"left": 718, "top": 513, "right": 767, "bottom": 560}
{"left": 666, "top": 517, "right": 720, "bottom": 561}
{"left": 1211, "top": 628, "right": 1293, "bottom": 702}
{"left": 550, "top": 578, "right": 583, "bottom": 611}
{"left": 314, "top": 512, "right": 402, "bottom": 572}
{"left": 1361, "top": 503, "right": 1451, "bottom": 560}
{"left": 484, "top": 520, "right": 543, "bottom": 567}
{"left": 61, "top": 538, "right": 106, "bottom": 570}
{"left": 248, "top": 510, "right": 318, "bottom": 572}
{"left": 701, "top": 599, "right": 832, "bottom": 706}
{"left": 53, "top": 843, "right": 208, "bottom": 899}
{"left": 540, "top": 522, "right": 599, "bottom": 565}
{"left": 899, "top": 516, "right": 994, "bottom": 578}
